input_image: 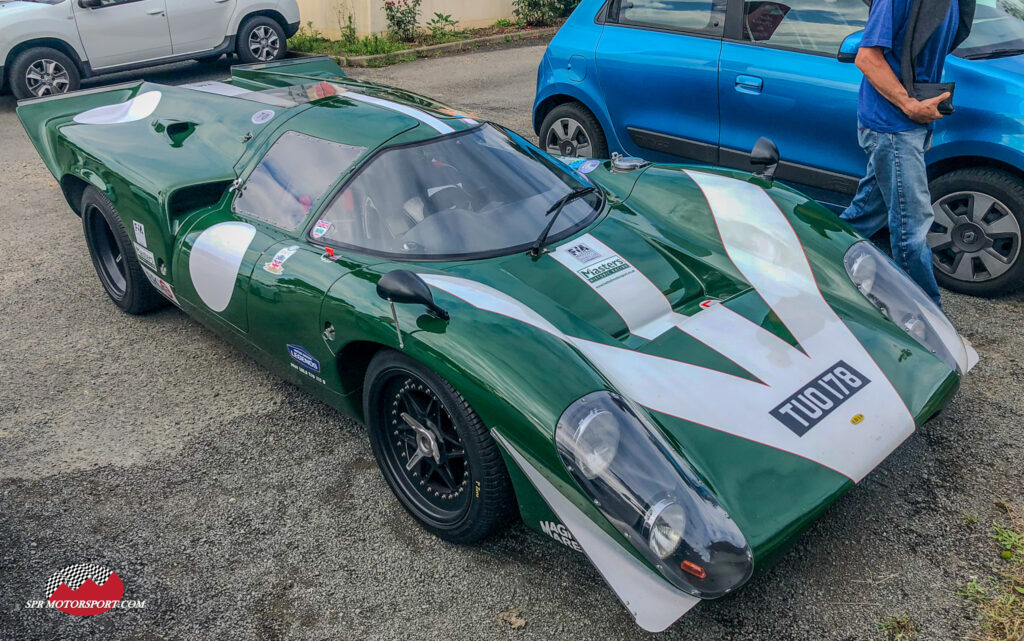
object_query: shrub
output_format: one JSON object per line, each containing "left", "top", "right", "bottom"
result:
{"left": 383, "top": 0, "right": 422, "bottom": 42}
{"left": 426, "top": 12, "right": 459, "bottom": 41}
{"left": 561, "top": 0, "right": 581, "bottom": 16}
{"left": 513, "top": 0, "right": 562, "bottom": 26}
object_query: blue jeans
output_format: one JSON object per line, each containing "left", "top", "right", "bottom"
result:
{"left": 841, "top": 124, "right": 942, "bottom": 306}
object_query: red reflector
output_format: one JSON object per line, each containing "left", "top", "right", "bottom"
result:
{"left": 680, "top": 560, "right": 706, "bottom": 579}
{"left": 325, "top": 247, "right": 335, "bottom": 258}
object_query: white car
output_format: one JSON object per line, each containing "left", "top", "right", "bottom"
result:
{"left": 0, "top": 0, "right": 300, "bottom": 99}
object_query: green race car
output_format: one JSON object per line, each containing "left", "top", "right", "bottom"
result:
{"left": 18, "top": 57, "right": 978, "bottom": 632}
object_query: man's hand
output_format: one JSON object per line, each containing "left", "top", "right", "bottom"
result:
{"left": 856, "top": 47, "right": 949, "bottom": 124}
{"left": 902, "top": 92, "right": 950, "bottom": 124}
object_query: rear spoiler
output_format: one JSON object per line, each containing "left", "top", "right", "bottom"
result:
{"left": 16, "top": 81, "right": 144, "bottom": 181}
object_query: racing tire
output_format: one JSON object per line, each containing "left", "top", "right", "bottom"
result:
{"left": 80, "top": 187, "right": 167, "bottom": 315}
{"left": 9, "top": 47, "right": 81, "bottom": 100}
{"left": 539, "top": 102, "right": 609, "bottom": 159}
{"left": 364, "top": 349, "right": 516, "bottom": 544}
{"left": 929, "top": 167, "right": 1024, "bottom": 297}
{"left": 236, "top": 16, "right": 287, "bottom": 64}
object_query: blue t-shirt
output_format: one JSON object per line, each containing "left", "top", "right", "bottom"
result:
{"left": 858, "top": 0, "right": 960, "bottom": 133}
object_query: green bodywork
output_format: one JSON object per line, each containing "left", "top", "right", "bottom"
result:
{"left": 17, "top": 57, "right": 963, "bottom": 608}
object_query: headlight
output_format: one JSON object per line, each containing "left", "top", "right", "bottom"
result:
{"left": 844, "top": 241, "right": 968, "bottom": 373}
{"left": 555, "top": 391, "right": 753, "bottom": 598}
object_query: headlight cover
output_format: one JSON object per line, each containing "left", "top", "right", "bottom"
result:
{"left": 844, "top": 241, "right": 968, "bottom": 373}
{"left": 555, "top": 392, "right": 753, "bottom": 598}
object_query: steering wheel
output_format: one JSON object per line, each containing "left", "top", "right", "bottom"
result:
{"left": 426, "top": 185, "right": 474, "bottom": 214}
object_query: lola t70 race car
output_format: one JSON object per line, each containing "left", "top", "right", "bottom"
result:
{"left": 18, "top": 57, "right": 978, "bottom": 632}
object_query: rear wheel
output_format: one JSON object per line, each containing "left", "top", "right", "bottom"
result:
{"left": 81, "top": 187, "right": 167, "bottom": 315}
{"left": 364, "top": 350, "right": 515, "bottom": 543}
{"left": 9, "top": 47, "right": 80, "bottom": 100}
{"left": 236, "top": 16, "right": 287, "bottom": 64}
{"left": 539, "top": 102, "right": 609, "bottom": 159}
{"left": 929, "top": 168, "right": 1024, "bottom": 297}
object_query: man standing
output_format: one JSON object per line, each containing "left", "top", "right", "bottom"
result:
{"left": 842, "top": 0, "right": 974, "bottom": 306}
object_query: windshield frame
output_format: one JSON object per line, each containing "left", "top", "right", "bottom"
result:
{"left": 303, "top": 122, "right": 607, "bottom": 262}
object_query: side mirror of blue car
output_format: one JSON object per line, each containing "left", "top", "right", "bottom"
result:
{"left": 838, "top": 30, "right": 864, "bottom": 63}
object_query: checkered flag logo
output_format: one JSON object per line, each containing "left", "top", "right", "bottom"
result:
{"left": 45, "top": 564, "right": 114, "bottom": 599}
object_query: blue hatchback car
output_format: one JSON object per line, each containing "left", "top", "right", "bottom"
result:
{"left": 533, "top": 0, "right": 1024, "bottom": 296}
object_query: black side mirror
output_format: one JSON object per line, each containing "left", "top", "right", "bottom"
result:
{"left": 376, "top": 270, "right": 449, "bottom": 321}
{"left": 750, "top": 137, "right": 780, "bottom": 184}
{"left": 79, "top": 0, "right": 103, "bottom": 7}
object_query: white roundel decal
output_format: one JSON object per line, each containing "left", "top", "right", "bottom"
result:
{"left": 189, "top": 222, "right": 256, "bottom": 312}
{"left": 251, "top": 109, "right": 275, "bottom": 124}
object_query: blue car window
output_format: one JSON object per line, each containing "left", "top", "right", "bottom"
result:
{"left": 234, "top": 131, "right": 366, "bottom": 231}
{"left": 741, "top": 0, "right": 869, "bottom": 55}
{"left": 955, "top": 0, "right": 1024, "bottom": 59}
{"left": 618, "top": 0, "right": 725, "bottom": 34}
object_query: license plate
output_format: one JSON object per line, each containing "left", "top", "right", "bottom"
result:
{"left": 770, "top": 361, "right": 871, "bottom": 436}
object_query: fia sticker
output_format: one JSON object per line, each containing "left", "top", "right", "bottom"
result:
{"left": 142, "top": 268, "right": 179, "bottom": 306}
{"left": 577, "top": 159, "right": 601, "bottom": 174}
{"left": 132, "top": 220, "right": 147, "bottom": 248}
{"left": 563, "top": 242, "right": 602, "bottom": 265}
{"left": 311, "top": 220, "right": 332, "bottom": 239}
{"left": 263, "top": 245, "right": 298, "bottom": 275}
{"left": 134, "top": 242, "right": 156, "bottom": 270}
{"left": 251, "top": 109, "right": 275, "bottom": 125}
{"left": 699, "top": 299, "right": 720, "bottom": 310}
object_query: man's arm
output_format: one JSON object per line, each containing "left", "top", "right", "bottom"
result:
{"left": 855, "top": 46, "right": 949, "bottom": 124}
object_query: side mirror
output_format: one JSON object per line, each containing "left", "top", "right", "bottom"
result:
{"left": 79, "top": 0, "right": 103, "bottom": 7}
{"left": 838, "top": 30, "right": 863, "bottom": 63}
{"left": 376, "top": 270, "right": 449, "bottom": 321}
{"left": 750, "top": 137, "right": 779, "bottom": 184}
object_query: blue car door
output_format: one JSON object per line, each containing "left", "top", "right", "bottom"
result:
{"left": 595, "top": 0, "right": 726, "bottom": 164}
{"left": 717, "top": 0, "right": 870, "bottom": 199}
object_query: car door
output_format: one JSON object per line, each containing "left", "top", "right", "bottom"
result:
{"left": 72, "top": 0, "right": 172, "bottom": 69}
{"left": 717, "top": 0, "right": 869, "bottom": 197}
{"left": 595, "top": 0, "right": 726, "bottom": 164}
{"left": 165, "top": 0, "right": 237, "bottom": 55}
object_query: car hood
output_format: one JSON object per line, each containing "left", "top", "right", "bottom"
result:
{"left": 426, "top": 165, "right": 967, "bottom": 560}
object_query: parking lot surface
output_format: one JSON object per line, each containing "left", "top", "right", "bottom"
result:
{"left": 1, "top": 44, "right": 1022, "bottom": 640}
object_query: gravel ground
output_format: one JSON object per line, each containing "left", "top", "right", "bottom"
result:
{"left": 1, "top": 43, "right": 1022, "bottom": 641}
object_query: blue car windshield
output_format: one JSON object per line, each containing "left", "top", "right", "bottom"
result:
{"left": 955, "top": 0, "right": 1024, "bottom": 58}
{"left": 310, "top": 124, "right": 603, "bottom": 260}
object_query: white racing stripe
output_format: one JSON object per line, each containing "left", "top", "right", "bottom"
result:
{"left": 344, "top": 92, "right": 454, "bottom": 134}
{"left": 420, "top": 171, "right": 924, "bottom": 482}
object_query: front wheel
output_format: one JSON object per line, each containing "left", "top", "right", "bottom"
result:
{"left": 539, "top": 102, "right": 609, "bottom": 159}
{"left": 236, "top": 16, "right": 287, "bottom": 64}
{"left": 929, "top": 168, "right": 1024, "bottom": 297}
{"left": 364, "top": 350, "right": 516, "bottom": 544}
{"left": 9, "top": 47, "right": 80, "bottom": 100}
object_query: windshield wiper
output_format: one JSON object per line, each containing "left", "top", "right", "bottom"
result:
{"left": 528, "top": 187, "right": 598, "bottom": 258}
{"left": 962, "top": 47, "right": 1024, "bottom": 60}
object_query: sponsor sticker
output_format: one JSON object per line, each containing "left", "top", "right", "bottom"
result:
{"left": 699, "top": 299, "right": 719, "bottom": 309}
{"left": 251, "top": 109, "right": 275, "bottom": 125}
{"left": 287, "top": 344, "right": 321, "bottom": 373}
{"left": 563, "top": 241, "right": 603, "bottom": 265}
{"left": 134, "top": 242, "right": 156, "bottom": 270}
{"left": 132, "top": 221, "right": 147, "bottom": 248}
{"left": 539, "top": 520, "right": 582, "bottom": 552}
{"left": 264, "top": 246, "right": 298, "bottom": 275}
{"left": 577, "top": 159, "right": 601, "bottom": 174}
{"left": 142, "top": 268, "right": 179, "bottom": 306}
{"left": 311, "top": 220, "right": 332, "bottom": 239}
{"left": 577, "top": 256, "right": 634, "bottom": 288}
{"left": 770, "top": 361, "right": 871, "bottom": 436}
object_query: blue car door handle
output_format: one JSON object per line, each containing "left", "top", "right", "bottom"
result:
{"left": 735, "top": 75, "right": 764, "bottom": 94}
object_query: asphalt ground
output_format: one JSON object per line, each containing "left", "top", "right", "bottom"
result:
{"left": 1, "top": 43, "right": 1022, "bottom": 641}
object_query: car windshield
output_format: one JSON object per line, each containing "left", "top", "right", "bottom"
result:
{"left": 955, "top": 0, "right": 1024, "bottom": 58}
{"left": 311, "top": 124, "right": 603, "bottom": 259}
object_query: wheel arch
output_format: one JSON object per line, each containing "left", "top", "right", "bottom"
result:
{"left": 532, "top": 85, "right": 618, "bottom": 150}
{"left": 60, "top": 174, "right": 92, "bottom": 217}
{"left": 234, "top": 9, "right": 291, "bottom": 35}
{"left": 928, "top": 154, "right": 1024, "bottom": 185}
{"left": 4, "top": 38, "right": 87, "bottom": 84}
{"left": 335, "top": 339, "right": 389, "bottom": 421}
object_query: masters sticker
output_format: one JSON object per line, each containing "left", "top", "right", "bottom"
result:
{"left": 134, "top": 243, "right": 156, "bottom": 270}
{"left": 311, "top": 220, "right": 332, "bottom": 239}
{"left": 577, "top": 256, "right": 634, "bottom": 288}
{"left": 263, "top": 246, "right": 298, "bottom": 275}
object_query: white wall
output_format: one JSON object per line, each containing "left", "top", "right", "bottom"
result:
{"left": 296, "top": 0, "right": 517, "bottom": 39}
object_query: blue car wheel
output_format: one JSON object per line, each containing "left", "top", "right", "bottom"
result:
{"left": 539, "top": 102, "right": 609, "bottom": 159}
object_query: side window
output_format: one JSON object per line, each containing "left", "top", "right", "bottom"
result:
{"left": 741, "top": 0, "right": 870, "bottom": 54}
{"left": 233, "top": 132, "right": 365, "bottom": 231}
{"left": 616, "top": 0, "right": 726, "bottom": 34}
